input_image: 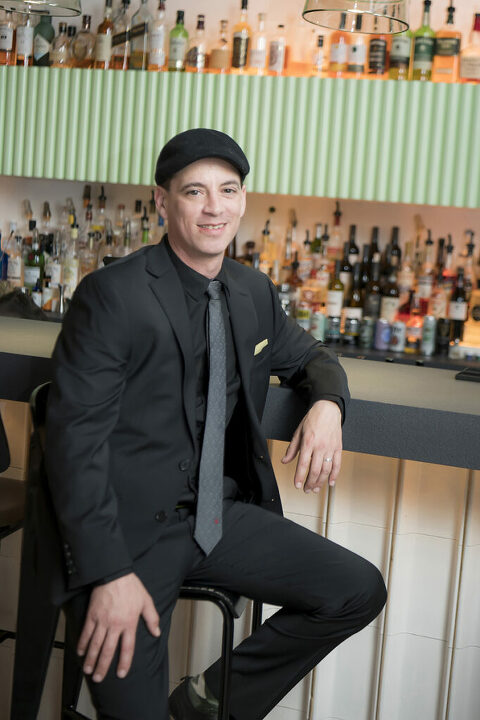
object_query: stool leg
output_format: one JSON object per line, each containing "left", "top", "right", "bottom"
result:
{"left": 61, "top": 636, "right": 83, "bottom": 715}
{"left": 217, "top": 600, "right": 235, "bottom": 720}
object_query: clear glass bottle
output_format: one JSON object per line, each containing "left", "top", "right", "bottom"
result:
{"left": 94, "top": 0, "right": 114, "bottom": 70}
{"left": 112, "top": 0, "right": 131, "bottom": 71}
{"left": 328, "top": 12, "right": 349, "bottom": 78}
{"left": 432, "top": 4, "right": 461, "bottom": 83}
{"left": 71, "top": 15, "right": 95, "bottom": 69}
{"left": 4, "top": 224, "right": 23, "bottom": 288}
{"left": 129, "top": 0, "right": 151, "bottom": 70}
{"left": 268, "top": 24, "right": 287, "bottom": 76}
{"left": 412, "top": 0, "right": 435, "bottom": 81}
{"left": 185, "top": 14, "right": 207, "bottom": 72}
{"left": 168, "top": 10, "right": 188, "bottom": 71}
{"left": 460, "top": 13, "right": 480, "bottom": 84}
{"left": 0, "top": 10, "right": 17, "bottom": 66}
{"left": 50, "top": 23, "right": 69, "bottom": 67}
{"left": 231, "top": 0, "right": 251, "bottom": 73}
{"left": 248, "top": 13, "right": 267, "bottom": 75}
{"left": 148, "top": 0, "right": 166, "bottom": 71}
{"left": 209, "top": 19, "right": 229, "bottom": 73}
{"left": 16, "top": 14, "right": 34, "bottom": 67}
{"left": 312, "top": 34, "right": 325, "bottom": 77}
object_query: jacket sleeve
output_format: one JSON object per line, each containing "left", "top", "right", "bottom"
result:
{"left": 267, "top": 278, "right": 350, "bottom": 421}
{"left": 45, "top": 271, "right": 133, "bottom": 590}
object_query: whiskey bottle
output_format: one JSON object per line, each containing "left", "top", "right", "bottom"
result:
{"left": 460, "top": 13, "right": 480, "bottom": 84}
{"left": 368, "top": 14, "right": 390, "bottom": 78}
{"left": 412, "top": 0, "right": 435, "bottom": 81}
{"left": 389, "top": 24, "right": 412, "bottom": 81}
{"left": 16, "top": 14, "right": 34, "bottom": 67}
{"left": 209, "top": 19, "right": 230, "bottom": 73}
{"left": 449, "top": 267, "right": 468, "bottom": 342}
{"left": 328, "top": 202, "right": 344, "bottom": 262}
{"left": 168, "top": 10, "right": 188, "bottom": 71}
{"left": 112, "top": 0, "right": 131, "bottom": 71}
{"left": 33, "top": 14, "right": 54, "bottom": 67}
{"left": 329, "top": 12, "right": 348, "bottom": 78}
{"left": 71, "top": 15, "right": 95, "bottom": 68}
{"left": 148, "top": 1, "right": 166, "bottom": 71}
{"left": 369, "top": 226, "right": 381, "bottom": 264}
{"left": 248, "top": 13, "right": 267, "bottom": 75}
{"left": 0, "top": 10, "right": 16, "bottom": 66}
{"left": 432, "top": 4, "right": 461, "bottom": 83}
{"left": 51, "top": 23, "right": 69, "bottom": 67}
{"left": 185, "top": 14, "right": 207, "bottom": 73}
{"left": 129, "top": 0, "right": 152, "bottom": 70}
{"left": 94, "top": 0, "right": 114, "bottom": 70}
{"left": 231, "top": 0, "right": 251, "bottom": 73}
{"left": 268, "top": 24, "right": 287, "bottom": 76}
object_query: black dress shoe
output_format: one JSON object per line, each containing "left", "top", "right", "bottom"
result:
{"left": 169, "top": 678, "right": 219, "bottom": 719}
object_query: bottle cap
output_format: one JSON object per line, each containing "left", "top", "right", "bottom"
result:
{"left": 29, "top": 220, "right": 36, "bottom": 230}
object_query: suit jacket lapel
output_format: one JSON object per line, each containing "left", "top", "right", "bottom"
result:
{"left": 145, "top": 242, "right": 197, "bottom": 449}
{"left": 224, "top": 268, "right": 258, "bottom": 394}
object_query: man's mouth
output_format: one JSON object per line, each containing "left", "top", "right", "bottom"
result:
{"left": 198, "top": 223, "right": 227, "bottom": 230}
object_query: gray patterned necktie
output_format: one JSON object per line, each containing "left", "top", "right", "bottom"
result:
{"left": 194, "top": 280, "right": 226, "bottom": 555}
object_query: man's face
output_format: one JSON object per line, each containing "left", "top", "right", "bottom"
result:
{"left": 155, "top": 157, "right": 246, "bottom": 272}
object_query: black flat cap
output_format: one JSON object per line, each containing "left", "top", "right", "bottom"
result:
{"left": 155, "top": 128, "right": 250, "bottom": 186}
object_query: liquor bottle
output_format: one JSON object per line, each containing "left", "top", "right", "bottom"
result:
{"left": 449, "top": 267, "right": 468, "bottom": 342}
{"left": 231, "top": 0, "right": 251, "bottom": 73}
{"left": 94, "top": 0, "right": 114, "bottom": 70}
{"left": 24, "top": 222, "right": 44, "bottom": 291}
{"left": 16, "top": 14, "right": 34, "bottom": 67}
{"left": 50, "top": 23, "right": 69, "bottom": 67}
{"left": 369, "top": 226, "right": 381, "bottom": 263}
{"left": 343, "top": 262, "right": 363, "bottom": 345}
{"left": 33, "top": 14, "right": 54, "bottom": 67}
{"left": 388, "top": 24, "right": 413, "bottom": 80}
{"left": 404, "top": 292, "right": 423, "bottom": 353}
{"left": 129, "top": 0, "right": 152, "bottom": 70}
{"left": 148, "top": 1, "right": 166, "bottom": 71}
{"left": 97, "top": 219, "right": 115, "bottom": 268}
{"left": 442, "top": 235, "right": 456, "bottom": 298}
{"left": 71, "top": 15, "right": 95, "bottom": 69}
{"left": 462, "top": 234, "right": 476, "bottom": 304}
{"left": 0, "top": 10, "right": 16, "bottom": 66}
{"left": 359, "top": 244, "right": 371, "bottom": 291}
{"left": 62, "top": 219, "right": 80, "bottom": 300}
{"left": 429, "top": 268, "right": 448, "bottom": 319}
{"left": 436, "top": 237, "right": 445, "bottom": 275}
{"left": 312, "top": 35, "right": 325, "bottom": 76}
{"left": 328, "top": 202, "right": 344, "bottom": 262}
{"left": 141, "top": 206, "right": 150, "bottom": 245}
{"left": 397, "top": 241, "right": 415, "bottom": 307}
{"left": 412, "top": 0, "right": 435, "bottom": 81}
{"left": 249, "top": 13, "right": 267, "bottom": 75}
{"left": 116, "top": 220, "right": 133, "bottom": 257}
{"left": 326, "top": 260, "right": 344, "bottom": 339}
{"left": 328, "top": 12, "right": 349, "bottom": 78}
{"left": 79, "top": 232, "right": 99, "bottom": 279}
{"left": 268, "top": 24, "right": 287, "bottom": 76}
{"left": 339, "top": 241, "right": 353, "bottom": 300}
{"left": 417, "top": 230, "right": 436, "bottom": 314}
{"left": 432, "top": 5, "right": 461, "bottom": 83}
{"left": 368, "top": 14, "right": 390, "bottom": 78}
{"left": 209, "top": 19, "right": 230, "bottom": 73}
{"left": 185, "top": 14, "right": 207, "bottom": 73}
{"left": 93, "top": 185, "right": 108, "bottom": 240}
{"left": 347, "top": 14, "right": 367, "bottom": 77}
{"left": 298, "top": 230, "right": 313, "bottom": 281}
{"left": 380, "top": 267, "right": 400, "bottom": 323}
{"left": 389, "top": 227, "right": 402, "bottom": 270}
{"left": 347, "top": 225, "right": 360, "bottom": 266}
{"left": 112, "top": 0, "right": 131, "bottom": 71}
{"left": 169, "top": 10, "right": 188, "bottom": 71}
{"left": 44, "top": 231, "right": 63, "bottom": 289}
{"left": 67, "top": 26, "right": 77, "bottom": 56}
{"left": 312, "top": 241, "right": 331, "bottom": 304}
{"left": 4, "top": 224, "right": 23, "bottom": 288}
{"left": 311, "top": 223, "right": 323, "bottom": 255}
{"left": 258, "top": 219, "right": 272, "bottom": 276}
{"left": 364, "top": 261, "right": 382, "bottom": 319}
{"left": 460, "top": 13, "right": 480, "bottom": 84}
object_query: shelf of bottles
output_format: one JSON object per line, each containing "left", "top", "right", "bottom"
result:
{"left": 0, "top": 64, "right": 479, "bottom": 208}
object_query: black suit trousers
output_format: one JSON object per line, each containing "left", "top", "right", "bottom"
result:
{"left": 65, "top": 499, "right": 387, "bottom": 720}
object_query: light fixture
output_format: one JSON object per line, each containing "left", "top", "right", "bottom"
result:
{"left": 302, "top": 1, "right": 409, "bottom": 34}
{"left": 0, "top": 0, "right": 81, "bottom": 16}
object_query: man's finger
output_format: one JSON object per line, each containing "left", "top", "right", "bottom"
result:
{"left": 329, "top": 450, "right": 342, "bottom": 486}
{"left": 83, "top": 624, "right": 107, "bottom": 675}
{"left": 116, "top": 629, "right": 136, "bottom": 679}
{"left": 91, "top": 629, "right": 121, "bottom": 683}
{"left": 293, "top": 445, "right": 314, "bottom": 489}
{"left": 282, "top": 423, "right": 302, "bottom": 464}
{"left": 77, "top": 616, "right": 96, "bottom": 657}
{"left": 303, "top": 452, "right": 325, "bottom": 491}
{"left": 142, "top": 596, "right": 161, "bottom": 638}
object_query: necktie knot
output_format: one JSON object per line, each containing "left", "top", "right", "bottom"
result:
{"left": 207, "top": 280, "right": 222, "bottom": 301}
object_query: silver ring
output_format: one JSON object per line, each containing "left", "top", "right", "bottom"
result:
{"left": 324, "top": 457, "right": 333, "bottom": 463}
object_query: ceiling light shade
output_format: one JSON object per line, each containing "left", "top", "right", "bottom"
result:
{"left": 302, "top": 1, "right": 409, "bottom": 34}
{"left": 0, "top": 0, "right": 81, "bottom": 16}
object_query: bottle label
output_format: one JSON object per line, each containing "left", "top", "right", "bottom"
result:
{"left": 460, "top": 56, "right": 480, "bottom": 81}
{"left": 95, "top": 33, "right": 112, "bottom": 63}
{"left": 210, "top": 47, "right": 229, "bottom": 70}
{"left": 312, "top": 49, "right": 324, "bottom": 73}
{"left": 380, "top": 296, "right": 400, "bottom": 323}
{"left": 449, "top": 301, "right": 467, "bottom": 321}
{"left": 413, "top": 37, "right": 435, "bottom": 68}
{"left": 316, "top": 269, "right": 330, "bottom": 288}
{"left": 347, "top": 42, "right": 366, "bottom": 70}
{"left": 344, "top": 307, "right": 363, "bottom": 320}
{"left": 435, "top": 37, "right": 460, "bottom": 57}
{"left": 24, "top": 265, "right": 40, "bottom": 288}
{"left": 249, "top": 47, "right": 267, "bottom": 69}
{"left": 0, "top": 26, "right": 14, "bottom": 51}
{"left": 364, "top": 293, "right": 381, "bottom": 317}
{"left": 326, "top": 289, "right": 344, "bottom": 317}
{"left": 169, "top": 36, "right": 187, "bottom": 65}
{"left": 417, "top": 275, "right": 433, "bottom": 299}
{"left": 186, "top": 45, "right": 206, "bottom": 70}
{"left": 17, "top": 26, "right": 34, "bottom": 57}
{"left": 369, "top": 39, "right": 387, "bottom": 72}
{"left": 49, "top": 262, "right": 62, "bottom": 286}
{"left": 7, "top": 255, "right": 22, "bottom": 282}
{"left": 430, "top": 293, "right": 447, "bottom": 319}
{"left": 390, "top": 35, "right": 411, "bottom": 63}
{"left": 330, "top": 42, "right": 347, "bottom": 64}
{"left": 268, "top": 40, "right": 285, "bottom": 73}
{"left": 149, "top": 28, "right": 166, "bottom": 66}
{"left": 339, "top": 271, "right": 352, "bottom": 294}
{"left": 232, "top": 34, "right": 249, "bottom": 68}
{"left": 33, "top": 33, "right": 51, "bottom": 62}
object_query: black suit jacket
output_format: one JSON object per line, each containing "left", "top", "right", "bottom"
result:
{"left": 45, "top": 240, "right": 349, "bottom": 601}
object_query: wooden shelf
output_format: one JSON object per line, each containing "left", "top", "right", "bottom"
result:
{"left": 0, "top": 66, "right": 478, "bottom": 208}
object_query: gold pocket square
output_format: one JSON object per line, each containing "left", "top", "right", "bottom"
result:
{"left": 254, "top": 339, "right": 269, "bottom": 356}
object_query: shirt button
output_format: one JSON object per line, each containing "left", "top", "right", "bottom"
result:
{"left": 178, "top": 459, "right": 191, "bottom": 471}
{"left": 155, "top": 511, "right": 167, "bottom": 523}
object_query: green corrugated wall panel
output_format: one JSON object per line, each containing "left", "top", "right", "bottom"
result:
{"left": 0, "top": 67, "right": 478, "bottom": 207}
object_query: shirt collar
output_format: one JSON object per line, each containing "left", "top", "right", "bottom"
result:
{"left": 165, "top": 236, "right": 228, "bottom": 301}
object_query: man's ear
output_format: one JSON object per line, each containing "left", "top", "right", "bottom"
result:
{"left": 154, "top": 186, "right": 168, "bottom": 221}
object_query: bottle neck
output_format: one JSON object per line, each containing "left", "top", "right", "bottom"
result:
{"left": 422, "top": 6, "right": 431, "bottom": 27}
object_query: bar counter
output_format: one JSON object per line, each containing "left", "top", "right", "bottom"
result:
{"left": 1, "top": 315, "right": 479, "bottom": 470}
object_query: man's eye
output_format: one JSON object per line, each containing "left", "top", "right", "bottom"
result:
{"left": 223, "top": 187, "right": 237, "bottom": 194}
{"left": 187, "top": 189, "right": 200, "bottom": 196}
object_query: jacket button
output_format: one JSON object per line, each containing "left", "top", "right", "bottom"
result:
{"left": 178, "top": 459, "right": 190, "bottom": 471}
{"left": 155, "top": 511, "right": 167, "bottom": 523}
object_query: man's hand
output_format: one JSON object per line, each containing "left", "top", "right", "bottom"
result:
{"left": 77, "top": 572, "right": 161, "bottom": 683}
{"left": 282, "top": 399, "right": 342, "bottom": 492}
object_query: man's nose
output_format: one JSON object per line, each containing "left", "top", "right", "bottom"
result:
{"left": 203, "top": 193, "right": 222, "bottom": 214}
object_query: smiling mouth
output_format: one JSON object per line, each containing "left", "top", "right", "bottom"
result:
{"left": 198, "top": 223, "right": 227, "bottom": 230}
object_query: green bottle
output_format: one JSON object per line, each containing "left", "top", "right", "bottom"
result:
{"left": 24, "top": 222, "right": 44, "bottom": 291}
{"left": 412, "top": 0, "right": 436, "bottom": 81}
{"left": 33, "top": 14, "right": 55, "bottom": 66}
{"left": 168, "top": 10, "right": 189, "bottom": 71}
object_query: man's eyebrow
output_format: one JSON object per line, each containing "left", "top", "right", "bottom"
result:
{"left": 179, "top": 179, "right": 241, "bottom": 191}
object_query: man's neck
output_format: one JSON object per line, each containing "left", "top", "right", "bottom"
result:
{"left": 167, "top": 237, "right": 224, "bottom": 279}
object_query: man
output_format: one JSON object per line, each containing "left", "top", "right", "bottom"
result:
{"left": 45, "top": 128, "right": 386, "bottom": 720}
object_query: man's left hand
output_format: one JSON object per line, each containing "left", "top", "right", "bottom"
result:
{"left": 281, "top": 400, "right": 342, "bottom": 492}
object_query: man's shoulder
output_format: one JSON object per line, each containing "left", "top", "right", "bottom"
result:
{"left": 81, "top": 245, "right": 153, "bottom": 290}
{"left": 224, "top": 256, "right": 272, "bottom": 290}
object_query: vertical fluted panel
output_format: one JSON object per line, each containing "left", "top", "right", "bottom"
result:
{"left": 0, "top": 67, "right": 478, "bottom": 208}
